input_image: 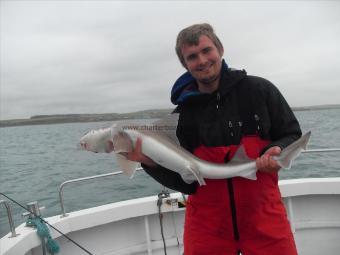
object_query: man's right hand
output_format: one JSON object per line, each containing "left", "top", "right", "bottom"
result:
{"left": 126, "top": 138, "right": 157, "bottom": 168}
{"left": 256, "top": 146, "right": 282, "bottom": 173}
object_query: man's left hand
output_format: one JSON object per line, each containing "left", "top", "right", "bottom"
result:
{"left": 256, "top": 146, "right": 282, "bottom": 173}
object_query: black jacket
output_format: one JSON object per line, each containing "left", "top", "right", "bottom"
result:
{"left": 143, "top": 62, "right": 301, "bottom": 194}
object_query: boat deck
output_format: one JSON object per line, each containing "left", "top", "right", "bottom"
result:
{"left": 1, "top": 178, "right": 340, "bottom": 255}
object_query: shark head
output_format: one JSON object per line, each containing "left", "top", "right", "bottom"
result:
{"left": 79, "top": 128, "right": 112, "bottom": 153}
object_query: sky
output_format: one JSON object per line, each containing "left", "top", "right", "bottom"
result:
{"left": 1, "top": 1, "right": 340, "bottom": 120}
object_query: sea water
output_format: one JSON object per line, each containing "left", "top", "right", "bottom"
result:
{"left": 1, "top": 109, "right": 340, "bottom": 237}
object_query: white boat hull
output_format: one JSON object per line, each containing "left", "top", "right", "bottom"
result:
{"left": 1, "top": 178, "right": 340, "bottom": 255}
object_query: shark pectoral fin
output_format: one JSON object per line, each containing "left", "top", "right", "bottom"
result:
{"left": 112, "top": 131, "right": 133, "bottom": 154}
{"left": 114, "top": 153, "right": 139, "bottom": 178}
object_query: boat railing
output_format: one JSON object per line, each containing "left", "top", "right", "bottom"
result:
{"left": 58, "top": 148, "right": 340, "bottom": 217}
{"left": 303, "top": 148, "right": 340, "bottom": 153}
{"left": 0, "top": 199, "right": 19, "bottom": 238}
{"left": 58, "top": 168, "right": 143, "bottom": 217}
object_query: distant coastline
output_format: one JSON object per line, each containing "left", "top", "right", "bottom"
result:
{"left": 0, "top": 109, "right": 172, "bottom": 128}
{"left": 1, "top": 105, "right": 340, "bottom": 128}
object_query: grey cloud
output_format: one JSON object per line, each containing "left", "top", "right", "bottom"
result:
{"left": 1, "top": 1, "right": 340, "bottom": 120}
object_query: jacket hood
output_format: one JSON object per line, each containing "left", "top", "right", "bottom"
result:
{"left": 171, "top": 59, "right": 247, "bottom": 105}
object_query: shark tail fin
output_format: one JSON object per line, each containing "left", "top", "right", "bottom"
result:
{"left": 275, "top": 131, "right": 311, "bottom": 169}
{"left": 114, "top": 154, "right": 139, "bottom": 178}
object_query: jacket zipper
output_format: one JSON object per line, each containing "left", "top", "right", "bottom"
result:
{"left": 227, "top": 179, "right": 240, "bottom": 241}
{"left": 216, "top": 92, "right": 220, "bottom": 109}
{"left": 217, "top": 92, "right": 240, "bottom": 241}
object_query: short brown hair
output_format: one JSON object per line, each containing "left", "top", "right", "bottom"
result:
{"left": 175, "top": 23, "right": 224, "bottom": 68}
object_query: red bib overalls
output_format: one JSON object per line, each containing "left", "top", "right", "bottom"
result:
{"left": 183, "top": 137, "right": 298, "bottom": 255}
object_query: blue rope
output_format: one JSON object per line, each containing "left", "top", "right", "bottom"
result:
{"left": 26, "top": 217, "right": 60, "bottom": 254}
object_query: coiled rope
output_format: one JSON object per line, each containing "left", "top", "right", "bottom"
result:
{"left": 26, "top": 217, "right": 60, "bottom": 254}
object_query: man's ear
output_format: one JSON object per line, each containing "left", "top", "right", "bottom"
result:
{"left": 219, "top": 46, "right": 224, "bottom": 57}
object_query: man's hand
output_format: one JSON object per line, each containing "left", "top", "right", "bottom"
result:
{"left": 256, "top": 146, "right": 281, "bottom": 173}
{"left": 126, "top": 138, "right": 157, "bottom": 168}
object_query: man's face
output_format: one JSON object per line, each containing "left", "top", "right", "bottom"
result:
{"left": 181, "top": 35, "right": 223, "bottom": 86}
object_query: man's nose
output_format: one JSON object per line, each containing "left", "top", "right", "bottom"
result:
{"left": 197, "top": 53, "right": 208, "bottom": 66}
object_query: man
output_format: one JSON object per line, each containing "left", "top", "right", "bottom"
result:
{"left": 128, "top": 24, "right": 301, "bottom": 255}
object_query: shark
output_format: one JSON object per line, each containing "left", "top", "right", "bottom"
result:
{"left": 79, "top": 114, "right": 311, "bottom": 185}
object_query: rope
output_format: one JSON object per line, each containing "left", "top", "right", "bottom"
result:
{"left": 26, "top": 217, "right": 60, "bottom": 254}
{"left": 0, "top": 192, "right": 94, "bottom": 255}
{"left": 157, "top": 189, "right": 170, "bottom": 255}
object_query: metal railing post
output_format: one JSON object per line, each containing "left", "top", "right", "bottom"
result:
{"left": 303, "top": 148, "right": 340, "bottom": 153}
{"left": 0, "top": 200, "right": 19, "bottom": 238}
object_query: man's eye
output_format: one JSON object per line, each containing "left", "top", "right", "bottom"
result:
{"left": 202, "top": 48, "right": 211, "bottom": 54}
{"left": 187, "top": 54, "right": 197, "bottom": 61}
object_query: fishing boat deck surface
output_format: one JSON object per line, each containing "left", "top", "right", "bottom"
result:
{"left": 1, "top": 177, "right": 340, "bottom": 255}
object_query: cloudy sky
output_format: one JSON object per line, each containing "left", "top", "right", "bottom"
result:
{"left": 1, "top": 1, "right": 339, "bottom": 120}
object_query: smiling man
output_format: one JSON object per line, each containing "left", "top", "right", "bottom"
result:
{"left": 178, "top": 34, "right": 224, "bottom": 93}
{"left": 131, "top": 23, "right": 301, "bottom": 255}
